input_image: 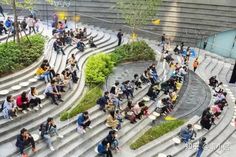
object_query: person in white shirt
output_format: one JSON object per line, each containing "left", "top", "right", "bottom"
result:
{"left": 26, "top": 15, "right": 36, "bottom": 34}
{"left": 28, "top": 87, "right": 41, "bottom": 109}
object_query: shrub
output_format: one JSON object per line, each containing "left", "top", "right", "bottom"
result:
{"left": 60, "top": 86, "right": 102, "bottom": 121}
{"left": 85, "top": 53, "right": 115, "bottom": 86}
{"left": 0, "top": 34, "right": 45, "bottom": 76}
{"left": 110, "top": 40, "right": 156, "bottom": 64}
{"left": 130, "top": 119, "right": 185, "bottom": 150}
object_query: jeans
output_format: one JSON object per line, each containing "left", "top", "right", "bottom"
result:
{"left": 45, "top": 93, "right": 61, "bottom": 104}
{"left": 56, "top": 47, "right": 65, "bottom": 55}
{"left": 196, "top": 147, "right": 203, "bottom": 157}
{"left": 111, "top": 139, "right": 119, "bottom": 150}
{"left": 181, "top": 133, "right": 193, "bottom": 143}
{"left": 43, "top": 127, "right": 59, "bottom": 147}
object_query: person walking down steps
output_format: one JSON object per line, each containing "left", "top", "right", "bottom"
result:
{"left": 117, "top": 29, "right": 123, "bottom": 46}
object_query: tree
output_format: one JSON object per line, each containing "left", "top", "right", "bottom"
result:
{"left": 117, "top": 0, "right": 162, "bottom": 37}
{"left": 2, "top": 0, "right": 36, "bottom": 43}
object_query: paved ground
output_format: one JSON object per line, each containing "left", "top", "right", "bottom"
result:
{"left": 104, "top": 61, "right": 154, "bottom": 91}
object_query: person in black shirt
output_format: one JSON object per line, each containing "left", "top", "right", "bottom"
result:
{"left": 16, "top": 128, "right": 37, "bottom": 156}
{"left": 117, "top": 29, "right": 123, "bottom": 46}
{"left": 161, "top": 33, "right": 165, "bottom": 45}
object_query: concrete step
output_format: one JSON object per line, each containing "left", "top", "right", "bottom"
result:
{"left": 0, "top": 32, "right": 115, "bottom": 144}
{"left": 1, "top": 31, "right": 119, "bottom": 156}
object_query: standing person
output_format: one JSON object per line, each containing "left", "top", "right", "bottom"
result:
{"left": 203, "top": 40, "right": 207, "bottom": 50}
{"left": 117, "top": 29, "right": 123, "bottom": 46}
{"left": 16, "top": 128, "right": 37, "bottom": 157}
{"left": 39, "top": 117, "right": 63, "bottom": 151}
{"left": 161, "top": 33, "right": 166, "bottom": 45}
{"left": 77, "top": 111, "right": 92, "bottom": 134}
{"left": 26, "top": 15, "right": 36, "bottom": 34}
{"left": 193, "top": 58, "right": 199, "bottom": 72}
{"left": 196, "top": 137, "right": 206, "bottom": 157}
{"left": 0, "top": 5, "right": 4, "bottom": 18}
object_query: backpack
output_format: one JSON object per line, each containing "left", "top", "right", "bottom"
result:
{"left": 96, "top": 97, "right": 103, "bottom": 105}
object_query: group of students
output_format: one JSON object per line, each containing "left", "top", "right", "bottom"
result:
{"left": 200, "top": 77, "right": 227, "bottom": 130}
{"left": 52, "top": 22, "right": 97, "bottom": 55}
{"left": 1, "top": 87, "right": 42, "bottom": 120}
{"left": 16, "top": 117, "right": 64, "bottom": 156}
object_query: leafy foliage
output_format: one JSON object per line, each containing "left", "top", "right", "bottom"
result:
{"left": 117, "top": 0, "right": 162, "bottom": 29}
{"left": 0, "top": 34, "right": 45, "bottom": 76}
{"left": 61, "top": 40, "right": 156, "bottom": 121}
{"left": 110, "top": 40, "right": 156, "bottom": 64}
{"left": 130, "top": 120, "right": 185, "bottom": 150}
{"left": 2, "top": 0, "right": 36, "bottom": 10}
{"left": 60, "top": 86, "right": 102, "bottom": 121}
{"left": 85, "top": 53, "right": 115, "bottom": 86}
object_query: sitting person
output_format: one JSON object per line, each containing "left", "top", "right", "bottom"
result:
{"left": 77, "top": 111, "right": 92, "bottom": 134}
{"left": 133, "top": 74, "right": 142, "bottom": 89}
{"left": 146, "top": 82, "right": 161, "bottom": 101}
{"left": 105, "top": 130, "right": 119, "bottom": 152}
{"left": 121, "top": 80, "right": 134, "bottom": 99}
{"left": 2, "top": 95, "right": 17, "bottom": 120}
{"left": 76, "top": 40, "right": 85, "bottom": 52}
{"left": 53, "top": 73, "right": 66, "bottom": 92}
{"left": 123, "top": 101, "right": 136, "bottom": 123}
{"left": 209, "top": 76, "right": 222, "bottom": 88}
{"left": 61, "top": 68, "right": 73, "bottom": 90}
{"left": 179, "top": 124, "right": 196, "bottom": 143}
{"left": 97, "top": 91, "right": 110, "bottom": 111}
{"left": 0, "top": 21, "right": 7, "bottom": 35}
{"left": 110, "top": 81, "right": 122, "bottom": 109}
{"left": 155, "top": 98, "right": 170, "bottom": 115}
{"left": 66, "top": 63, "right": 78, "bottom": 83}
{"left": 106, "top": 111, "right": 121, "bottom": 130}
{"left": 97, "top": 139, "right": 113, "bottom": 157}
{"left": 39, "top": 117, "right": 63, "bottom": 151}
{"left": 200, "top": 114, "right": 213, "bottom": 130}
{"left": 133, "top": 101, "right": 148, "bottom": 119}
{"left": 211, "top": 104, "right": 221, "bottom": 119}
{"left": 67, "top": 53, "right": 79, "bottom": 70}
{"left": 140, "top": 70, "right": 150, "bottom": 83}
{"left": 53, "top": 38, "right": 65, "bottom": 55}
{"left": 88, "top": 36, "right": 96, "bottom": 48}
{"left": 16, "top": 91, "right": 31, "bottom": 112}
{"left": 28, "top": 87, "right": 41, "bottom": 109}
{"left": 149, "top": 64, "right": 158, "bottom": 83}
{"left": 105, "top": 100, "right": 115, "bottom": 113}
{"left": 16, "top": 128, "right": 37, "bottom": 157}
{"left": 44, "top": 80, "right": 63, "bottom": 105}
{"left": 35, "top": 64, "right": 53, "bottom": 83}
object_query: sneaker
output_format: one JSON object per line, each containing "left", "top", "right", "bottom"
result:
{"left": 22, "top": 110, "right": 27, "bottom": 114}
{"left": 39, "top": 104, "right": 42, "bottom": 108}
{"left": 54, "top": 102, "right": 59, "bottom": 105}
{"left": 27, "top": 108, "right": 32, "bottom": 111}
{"left": 9, "top": 117, "right": 13, "bottom": 120}
{"left": 82, "top": 129, "right": 86, "bottom": 134}
{"left": 49, "top": 146, "right": 55, "bottom": 151}
{"left": 34, "top": 107, "right": 39, "bottom": 111}
{"left": 88, "top": 126, "right": 93, "bottom": 129}
{"left": 57, "top": 134, "right": 64, "bottom": 139}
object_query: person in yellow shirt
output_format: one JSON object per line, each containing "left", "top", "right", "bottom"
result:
{"left": 35, "top": 64, "right": 51, "bottom": 83}
{"left": 193, "top": 58, "right": 199, "bottom": 72}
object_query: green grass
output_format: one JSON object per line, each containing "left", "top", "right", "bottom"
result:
{"left": 60, "top": 86, "right": 102, "bottom": 121}
{"left": 130, "top": 119, "right": 185, "bottom": 150}
{"left": 0, "top": 34, "right": 45, "bottom": 77}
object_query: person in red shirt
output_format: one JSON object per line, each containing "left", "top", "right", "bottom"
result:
{"left": 16, "top": 91, "right": 30, "bottom": 111}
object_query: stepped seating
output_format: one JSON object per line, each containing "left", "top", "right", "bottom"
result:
{"left": 1, "top": 24, "right": 130, "bottom": 156}
{"left": 130, "top": 47, "right": 235, "bottom": 157}
{"left": 25, "top": 0, "right": 236, "bottom": 45}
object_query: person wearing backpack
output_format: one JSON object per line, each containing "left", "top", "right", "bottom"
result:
{"left": 39, "top": 117, "right": 63, "bottom": 151}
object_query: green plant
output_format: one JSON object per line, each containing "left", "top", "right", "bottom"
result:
{"left": 0, "top": 34, "right": 45, "bottom": 76}
{"left": 60, "top": 86, "right": 102, "bottom": 121}
{"left": 110, "top": 40, "right": 156, "bottom": 64}
{"left": 130, "top": 119, "right": 185, "bottom": 150}
{"left": 85, "top": 53, "right": 115, "bottom": 86}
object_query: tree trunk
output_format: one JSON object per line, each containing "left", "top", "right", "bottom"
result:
{"left": 12, "top": 0, "right": 20, "bottom": 43}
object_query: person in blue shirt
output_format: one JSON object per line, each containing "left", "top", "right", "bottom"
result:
{"left": 77, "top": 111, "right": 91, "bottom": 133}
{"left": 97, "top": 139, "right": 113, "bottom": 157}
{"left": 97, "top": 91, "right": 110, "bottom": 111}
{"left": 5, "top": 17, "right": 12, "bottom": 29}
{"left": 44, "top": 80, "right": 63, "bottom": 105}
